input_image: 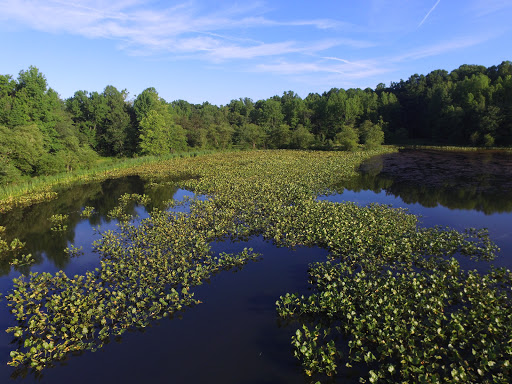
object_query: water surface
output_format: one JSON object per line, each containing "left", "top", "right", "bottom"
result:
{"left": 1, "top": 149, "right": 511, "bottom": 383}
{"left": 321, "top": 149, "right": 512, "bottom": 269}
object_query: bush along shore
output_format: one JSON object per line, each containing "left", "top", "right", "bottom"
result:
{"left": 0, "top": 148, "right": 234, "bottom": 214}
{"left": 1, "top": 149, "right": 510, "bottom": 383}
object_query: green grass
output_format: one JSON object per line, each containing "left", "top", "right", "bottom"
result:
{"left": 0, "top": 148, "right": 240, "bottom": 212}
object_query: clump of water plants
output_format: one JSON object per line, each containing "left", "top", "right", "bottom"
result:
{"left": 9, "top": 253, "right": 35, "bottom": 267}
{"left": 64, "top": 244, "right": 84, "bottom": 258}
{"left": 272, "top": 202, "right": 509, "bottom": 383}
{"left": 80, "top": 206, "right": 95, "bottom": 219}
{"left": 48, "top": 214, "right": 69, "bottom": 232}
{"left": 0, "top": 190, "right": 58, "bottom": 214}
{"left": 107, "top": 193, "right": 150, "bottom": 221}
{"left": 1, "top": 236, "right": 24, "bottom": 256}
{"left": 5, "top": 198, "right": 261, "bottom": 371}
{"left": 0, "top": 227, "right": 25, "bottom": 256}
{"left": 278, "top": 260, "right": 512, "bottom": 383}
{"left": 1, "top": 227, "right": 31, "bottom": 266}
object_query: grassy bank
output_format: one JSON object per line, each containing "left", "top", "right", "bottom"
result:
{"left": 0, "top": 148, "right": 236, "bottom": 213}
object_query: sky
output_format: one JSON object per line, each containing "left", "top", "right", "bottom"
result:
{"left": 1, "top": 0, "right": 511, "bottom": 105}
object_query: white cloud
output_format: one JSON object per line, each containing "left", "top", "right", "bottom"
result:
{"left": 392, "top": 35, "right": 492, "bottom": 62}
{"left": 4, "top": 0, "right": 504, "bottom": 94}
{"left": 254, "top": 57, "right": 388, "bottom": 80}
{"left": 0, "top": 0, "right": 362, "bottom": 61}
{"left": 470, "top": 0, "right": 512, "bottom": 17}
{"left": 251, "top": 31, "right": 497, "bottom": 88}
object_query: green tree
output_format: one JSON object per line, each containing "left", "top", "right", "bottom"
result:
{"left": 359, "top": 120, "right": 385, "bottom": 149}
{"left": 240, "top": 123, "right": 265, "bottom": 149}
{"left": 256, "top": 98, "right": 284, "bottom": 134}
{"left": 289, "top": 124, "right": 314, "bottom": 149}
{"left": 67, "top": 90, "right": 110, "bottom": 150}
{"left": 281, "top": 91, "right": 304, "bottom": 128}
{"left": 207, "top": 122, "right": 234, "bottom": 149}
{"left": 139, "top": 110, "right": 187, "bottom": 156}
{"left": 0, "top": 124, "right": 45, "bottom": 175}
{"left": 139, "top": 110, "right": 169, "bottom": 156}
{"left": 0, "top": 74, "right": 16, "bottom": 126}
{"left": 98, "top": 85, "right": 132, "bottom": 156}
{"left": 336, "top": 124, "right": 359, "bottom": 151}
{"left": 267, "top": 124, "right": 291, "bottom": 149}
{"left": 133, "top": 87, "right": 165, "bottom": 122}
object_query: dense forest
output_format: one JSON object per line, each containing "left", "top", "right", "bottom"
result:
{"left": 1, "top": 61, "right": 511, "bottom": 183}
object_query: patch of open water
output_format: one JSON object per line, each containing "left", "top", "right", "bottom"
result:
{"left": 320, "top": 149, "right": 512, "bottom": 270}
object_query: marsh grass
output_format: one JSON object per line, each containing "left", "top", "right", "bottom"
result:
{"left": 0, "top": 149, "right": 238, "bottom": 213}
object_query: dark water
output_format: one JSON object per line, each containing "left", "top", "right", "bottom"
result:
{"left": 0, "top": 176, "right": 326, "bottom": 383}
{"left": 321, "top": 149, "right": 512, "bottom": 270}
{"left": 0, "top": 237, "right": 326, "bottom": 384}
{"left": 0, "top": 175, "right": 189, "bottom": 278}
{"left": 0, "top": 149, "right": 511, "bottom": 383}
{"left": 341, "top": 148, "right": 512, "bottom": 214}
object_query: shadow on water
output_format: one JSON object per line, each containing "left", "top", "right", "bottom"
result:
{"left": 322, "top": 149, "right": 512, "bottom": 271}
{"left": 341, "top": 149, "right": 512, "bottom": 214}
{"left": 0, "top": 175, "right": 196, "bottom": 277}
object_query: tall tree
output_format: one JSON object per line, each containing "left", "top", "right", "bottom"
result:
{"left": 133, "top": 87, "right": 164, "bottom": 122}
{"left": 98, "top": 85, "right": 132, "bottom": 156}
{"left": 240, "top": 123, "right": 265, "bottom": 149}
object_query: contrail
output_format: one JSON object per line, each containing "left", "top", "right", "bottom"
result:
{"left": 418, "top": 0, "right": 441, "bottom": 27}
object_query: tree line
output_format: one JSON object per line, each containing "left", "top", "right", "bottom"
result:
{"left": 1, "top": 61, "right": 511, "bottom": 183}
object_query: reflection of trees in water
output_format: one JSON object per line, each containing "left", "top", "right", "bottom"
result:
{"left": 349, "top": 150, "right": 512, "bottom": 214}
{"left": 0, "top": 176, "right": 181, "bottom": 276}
{"left": 142, "top": 180, "right": 180, "bottom": 212}
{"left": 0, "top": 184, "right": 101, "bottom": 275}
{"left": 80, "top": 176, "right": 145, "bottom": 226}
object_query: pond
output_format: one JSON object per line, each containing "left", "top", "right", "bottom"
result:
{"left": 0, "top": 149, "right": 511, "bottom": 383}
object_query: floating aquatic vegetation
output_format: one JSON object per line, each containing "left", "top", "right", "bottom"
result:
{"left": 0, "top": 236, "right": 25, "bottom": 256}
{"left": 64, "top": 245, "right": 84, "bottom": 258}
{"left": 5, "top": 200, "right": 261, "bottom": 371}
{"left": 9, "top": 253, "right": 35, "bottom": 267}
{"left": 2, "top": 148, "right": 509, "bottom": 383}
{"left": 107, "top": 193, "right": 150, "bottom": 222}
{"left": 0, "top": 191, "right": 58, "bottom": 214}
{"left": 80, "top": 206, "right": 95, "bottom": 219}
{"left": 277, "top": 260, "right": 512, "bottom": 383}
{"left": 48, "top": 214, "right": 69, "bottom": 232}
{"left": 1, "top": 227, "right": 31, "bottom": 266}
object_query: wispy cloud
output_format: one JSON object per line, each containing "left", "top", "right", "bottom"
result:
{"left": 471, "top": 0, "right": 512, "bottom": 17}
{"left": 0, "top": 0, "right": 361, "bottom": 61}
{"left": 255, "top": 30, "right": 496, "bottom": 89}
{"left": 254, "top": 56, "right": 389, "bottom": 80}
{"left": 392, "top": 34, "right": 492, "bottom": 62}
{"left": 251, "top": 56, "right": 394, "bottom": 93}
{"left": 418, "top": 0, "right": 441, "bottom": 28}
{"left": 3, "top": 0, "right": 506, "bottom": 96}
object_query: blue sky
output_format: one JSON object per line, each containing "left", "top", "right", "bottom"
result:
{"left": 1, "top": 0, "right": 511, "bottom": 105}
